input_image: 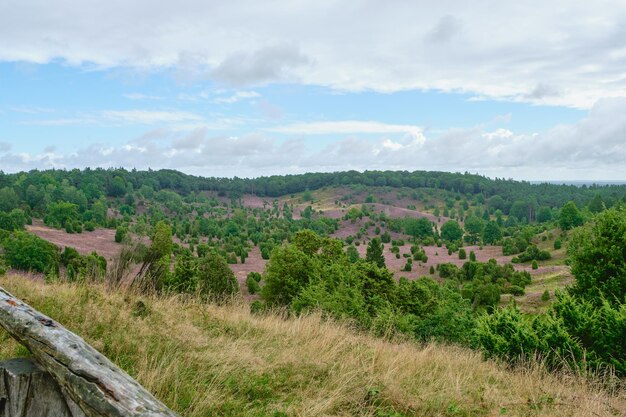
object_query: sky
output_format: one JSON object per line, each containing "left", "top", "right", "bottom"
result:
{"left": 1, "top": 1, "right": 626, "bottom": 180}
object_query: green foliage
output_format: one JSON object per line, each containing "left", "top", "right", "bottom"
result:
{"left": 366, "top": 237, "right": 385, "bottom": 268}
{"left": 559, "top": 201, "right": 583, "bottom": 231}
{"left": 45, "top": 201, "right": 80, "bottom": 229}
{"left": 2, "top": 231, "right": 59, "bottom": 274}
{"left": 246, "top": 275, "right": 261, "bottom": 294}
{"left": 551, "top": 292, "right": 626, "bottom": 375}
{"left": 197, "top": 252, "right": 239, "bottom": 301}
{"left": 0, "top": 209, "right": 27, "bottom": 231}
{"left": 440, "top": 220, "right": 463, "bottom": 242}
{"left": 458, "top": 248, "right": 467, "bottom": 260}
{"left": 404, "top": 217, "right": 433, "bottom": 239}
{"left": 0, "top": 187, "right": 19, "bottom": 212}
{"left": 262, "top": 244, "right": 321, "bottom": 306}
{"left": 568, "top": 206, "right": 626, "bottom": 304}
{"left": 536, "top": 206, "right": 553, "bottom": 222}
{"left": 346, "top": 245, "right": 360, "bottom": 263}
{"left": 501, "top": 236, "right": 528, "bottom": 256}
{"left": 553, "top": 239, "right": 562, "bottom": 250}
{"left": 513, "top": 245, "right": 551, "bottom": 263}
{"left": 531, "top": 260, "right": 538, "bottom": 270}
{"left": 476, "top": 306, "right": 583, "bottom": 370}
{"left": 482, "top": 221, "right": 501, "bottom": 245}
{"left": 463, "top": 216, "right": 484, "bottom": 244}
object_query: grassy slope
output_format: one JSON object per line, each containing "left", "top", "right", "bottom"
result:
{"left": 0, "top": 274, "right": 623, "bottom": 417}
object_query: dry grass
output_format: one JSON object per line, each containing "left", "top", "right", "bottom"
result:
{"left": 0, "top": 273, "right": 623, "bottom": 417}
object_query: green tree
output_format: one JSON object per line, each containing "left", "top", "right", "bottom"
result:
{"left": 588, "top": 194, "right": 604, "bottom": 214}
{"left": 135, "top": 221, "right": 173, "bottom": 292}
{"left": 464, "top": 216, "right": 484, "bottom": 244}
{"left": 404, "top": 217, "right": 433, "bottom": 239}
{"left": 568, "top": 207, "right": 626, "bottom": 304}
{"left": 440, "top": 220, "right": 463, "bottom": 242}
{"left": 262, "top": 245, "right": 320, "bottom": 306}
{"left": 559, "top": 201, "right": 583, "bottom": 231}
{"left": 2, "top": 231, "right": 59, "bottom": 274}
{"left": 0, "top": 187, "right": 19, "bottom": 212}
{"left": 197, "top": 252, "right": 239, "bottom": 301}
{"left": 366, "top": 237, "right": 385, "bottom": 268}
{"left": 536, "top": 206, "right": 553, "bottom": 222}
{"left": 108, "top": 175, "right": 127, "bottom": 197}
{"left": 482, "top": 221, "right": 502, "bottom": 245}
{"left": 45, "top": 201, "right": 79, "bottom": 229}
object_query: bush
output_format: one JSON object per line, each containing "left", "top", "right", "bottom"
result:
{"left": 476, "top": 306, "right": 583, "bottom": 370}
{"left": 507, "top": 285, "right": 525, "bottom": 296}
{"left": 246, "top": 275, "right": 261, "bottom": 294}
{"left": 541, "top": 290, "right": 550, "bottom": 302}
{"left": 2, "top": 231, "right": 59, "bottom": 274}
{"left": 458, "top": 248, "right": 467, "bottom": 260}
{"left": 568, "top": 207, "right": 626, "bottom": 304}
{"left": 531, "top": 260, "right": 538, "bottom": 270}
{"left": 553, "top": 239, "right": 562, "bottom": 250}
{"left": 197, "top": 252, "right": 239, "bottom": 301}
{"left": 115, "top": 226, "right": 128, "bottom": 243}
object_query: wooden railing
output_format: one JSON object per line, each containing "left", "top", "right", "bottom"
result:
{"left": 0, "top": 287, "right": 180, "bottom": 417}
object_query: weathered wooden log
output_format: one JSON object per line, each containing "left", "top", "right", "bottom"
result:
{"left": 0, "top": 287, "right": 180, "bottom": 417}
{"left": 0, "top": 358, "right": 86, "bottom": 417}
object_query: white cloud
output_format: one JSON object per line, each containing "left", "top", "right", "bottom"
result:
{"left": 213, "top": 91, "right": 261, "bottom": 104}
{"left": 3, "top": 98, "right": 625, "bottom": 179}
{"left": 266, "top": 120, "right": 423, "bottom": 136}
{"left": 101, "top": 110, "right": 204, "bottom": 124}
{"left": 2, "top": 1, "right": 626, "bottom": 107}
{"left": 23, "top": 109, "right": 206, "bottom": 126}
{"left": 123, "top": 93, "right": 163, "bottom": 100}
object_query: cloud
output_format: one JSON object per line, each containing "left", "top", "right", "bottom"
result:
{"left": 123, "top": 93, "right": 163, "bottom": 100}
{"left": 23, "top": 109, "right": 206, "bottom": 126}
{"left": 211, "top": 45, "right": 310, "bottom": 86}
{"left": 2, "top": 98, "right": 626, "bottom": 180}
{"left": 213, "top": 91, "right": 261, "bottom": 104}
{"left": 101, "top": 110, "right": 204, "bottom": 124}
{"left": 266, "top": 120, "right": 423, "bottom": 136}
{"left": 425, "top": 15, "right": 462, "bottom": 43}
{"left": 0, "top": 142, "right": 11, "bottom": 152}
{"left": 3, "top": 1, "right": 626, "bottom": 107}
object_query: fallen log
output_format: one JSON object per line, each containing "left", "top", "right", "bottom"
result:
{"left": 0, "top": 286, "right": 180, "bottom": 417}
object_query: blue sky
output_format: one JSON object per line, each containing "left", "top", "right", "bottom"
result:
{"left": 1, "top": 1, "right": 626, "bottom": 180}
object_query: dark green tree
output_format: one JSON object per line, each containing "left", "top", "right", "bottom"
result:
{"left": 366, "top": 237, "right": 385, "bottom": 268}
{"left": 440, "top": 220, "right": 463, "bottom": 242}
{"left": 559, "top": 201, "right": 584, "bottom": 230}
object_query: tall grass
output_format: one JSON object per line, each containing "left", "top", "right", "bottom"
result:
{"left": 0, "top": 274, "right": 623, "bottom": 417}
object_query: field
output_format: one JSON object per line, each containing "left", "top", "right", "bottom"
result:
{"left": 0, "top": 274, "right": 622, "bottom": 417}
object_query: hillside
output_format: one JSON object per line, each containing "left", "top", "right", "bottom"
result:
{"left": 0, "top": 273, "right": 623, "bottom": 417}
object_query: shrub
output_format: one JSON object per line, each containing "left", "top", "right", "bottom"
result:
{"left": 2, "top": 231, "right": 59, "bottom": 274}
{"left": 541, "top": 290, "right": 550, "bottom": 301}
{"left": 553, "top": 239, "right": 562, "bottom": 250}
{"left": 469, "top": 251, "right": 476, "bottom": 262}
{"left": 246, "top": 275, "right": 261, "bottom": 294}
{"left": 115, "top": 226, "right": 127, "bottom": 243}
{"left": 531, "top": 260, "right": 538, "bottom": 270}
{"left": 458, "top": 248, "right": 467, "bottom": 260}
{"left": 197, "top": 252, "right": 239, "bottom": 301}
